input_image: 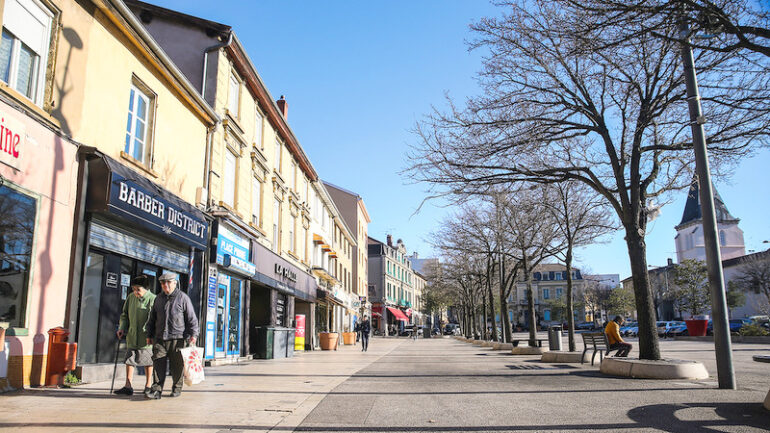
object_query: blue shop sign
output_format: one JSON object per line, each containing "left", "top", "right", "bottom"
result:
{"left": 107, "top": 172, "right": 208, "bottom": 249}
{"left": 217, "top": 224, "right": 256, "bottom": 277}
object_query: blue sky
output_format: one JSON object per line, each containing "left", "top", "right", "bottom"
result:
{"left": 149, "top": 1, "right": 770, "bottom": 279}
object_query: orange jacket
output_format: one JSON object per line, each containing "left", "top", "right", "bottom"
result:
{"left": 605, "top": 321, "right": 624, "bottom": 345}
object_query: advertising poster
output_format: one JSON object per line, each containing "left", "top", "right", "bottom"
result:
{"left": 294, "top": 314, "right": 305, "bottom": 351}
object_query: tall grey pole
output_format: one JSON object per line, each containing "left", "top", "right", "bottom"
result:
{"left": 678, "top": 21, "right": 736, "bottom": 390}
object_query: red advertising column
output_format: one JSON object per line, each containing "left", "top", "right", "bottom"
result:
{"left": 294, "top": 314, "right": 306, "bottom": 351}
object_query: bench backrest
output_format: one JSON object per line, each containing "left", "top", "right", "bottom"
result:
{"left": 581, "top": 332, "right": 610, "bottom": 349}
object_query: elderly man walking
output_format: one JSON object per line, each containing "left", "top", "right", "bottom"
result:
{"left": 114, "top": 275, "right": 155, "bottom": 396}
{"left": 145, "top": 272, "right": 198, "bottom": 399}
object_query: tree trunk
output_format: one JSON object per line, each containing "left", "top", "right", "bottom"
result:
{"left": 565, "top": 250, "right": 576, "bottom": 352}
{"left": 524, "top": 256, "right": 537, "bottom": 345}
{"left": 479, "top": 286, "right": 489, "bottom": 341}
{"left": 500, "top": 254, "right": 512, "bottom": 343}
{"left": 470, "top": 289, "right": 478, "bottom": 339}
{"left": 488, "top": 270, "right": 498, "bottom": 342}
{"left": 625, "top": 226, "right": 661, "bottom": 360}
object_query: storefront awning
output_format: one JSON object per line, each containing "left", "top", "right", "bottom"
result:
{"left": 386, "top": 307, "right": 409, "bottom": 322}
{"left": 321, "top": 244, "right": 332, "bottom": 252}
{"left": 313, "top": 233, "right": 325, "bottom": 244}
{"left": 80, "top": 147, "right": 209, "bottom": 249}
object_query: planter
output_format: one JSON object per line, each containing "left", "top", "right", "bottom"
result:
{"left": 685, "top": 319, "right": 708, "bottom": 337}
{"left": 319, "top": 332, "right": 339, "bottom": 350}
{"left": 342, "top": 332, "right": 356, "bottom": 345}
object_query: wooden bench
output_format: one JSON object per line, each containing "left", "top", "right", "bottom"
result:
{"left": 581, "top": 332, "right": 612, "bottom": 365}
{"left": 511, "top": 338, "right": 547, "bottom": 348}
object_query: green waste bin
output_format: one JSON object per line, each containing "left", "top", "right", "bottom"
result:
{"left": 255, "top": 326, "right": 275, "bottom": 359}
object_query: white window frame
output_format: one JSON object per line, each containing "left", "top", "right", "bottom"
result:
{"left": 228, "top": 71, "right": 240, "bottom": 116}
{"left": 124, "top": 83, "right": 154, "bottom": 164}
{"left": 273, "top": 198, "right": 281, "bottom": 252}
{"left": 223, "top": 149, "right": 237, "bottom": 207}
{"left": 254, "top": 108, "right": 263, "bottom": 148}
{"left": 274, "top": 139, "right": 282, "bottom": 172}
{"left": 251, "top": 176, "right": 261, "bottom": 226}
{"left": 0, "top": 0, "right": 53, "bottom": 106}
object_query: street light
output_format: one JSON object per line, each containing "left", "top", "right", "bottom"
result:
{"left": 678, "top": 16, "right": 735, "bottom": 390}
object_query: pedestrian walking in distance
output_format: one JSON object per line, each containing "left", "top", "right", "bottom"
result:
{"left": 145, "top": 272, "right": 199, "bottom": 399}
{"left": 360, "top": 315, "right": 371, "bottom": 352}
{"left": 114, "top": 275, "right": 156, "bottom": 396}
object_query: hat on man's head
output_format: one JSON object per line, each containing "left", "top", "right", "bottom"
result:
{"left": 158, "top": 272, "right": 178, "bottom": 282}
{"left": 131, "top": 275, "right": 149, "bottom": 288}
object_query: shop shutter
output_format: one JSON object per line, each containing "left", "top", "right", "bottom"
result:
{"left": 89, "top": 221, "right": 188, "bottom": 272}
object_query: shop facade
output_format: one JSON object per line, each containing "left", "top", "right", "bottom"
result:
{"left": 0, "top": 99, "right": 80, "bottom": 388}
{"left": 68, "top": 149, "right": 208, "bottom": 371}
{"left": 204, "top": 221, "right": 255, "bottom": 361}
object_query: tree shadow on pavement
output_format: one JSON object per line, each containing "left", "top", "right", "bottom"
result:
{"left": 627, "top": 402, "right": 770, "bottom": 432}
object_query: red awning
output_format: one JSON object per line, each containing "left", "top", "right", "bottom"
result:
{"left": 386, "top": 307, "right": 409, "bottom": 322}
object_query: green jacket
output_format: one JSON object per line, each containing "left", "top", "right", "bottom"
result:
{"left": 118, "top": 291, "right": 156, "bottom": 349}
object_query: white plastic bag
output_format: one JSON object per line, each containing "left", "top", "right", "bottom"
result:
{"left": 180, "top": 346, "right": 205, "bottom": 386}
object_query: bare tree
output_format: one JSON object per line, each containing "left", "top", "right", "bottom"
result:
{"left": 564, "top": 0, "right": 770, "bottom": 58}
{"left": 500, "top": 187, "right": 560, "bottom": 346}
{"left": 733, "top": 252, "right": 770, "bottom": 314}
{"left": 407, "top": 1, "right": 770, "bottom": 359}
{"left": 544, "top": 182, "right": 615, "bottom": 351}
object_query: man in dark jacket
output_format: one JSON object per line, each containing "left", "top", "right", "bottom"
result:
{"left": 360, "top": 315, "right": 371, "bottom": 352}
{"left": 145, "top": 272, "right": 198, "bottom": 399}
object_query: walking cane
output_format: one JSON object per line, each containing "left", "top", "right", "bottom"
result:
{"left": 110, "top": 335, "right": 121, "bottom": 394}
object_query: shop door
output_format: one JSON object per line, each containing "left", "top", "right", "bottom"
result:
{"left": 215, "top": 283, "right": 227, "bottom": 356}
{"left": 227, "top": 278, "right": 241, "bottom": 356}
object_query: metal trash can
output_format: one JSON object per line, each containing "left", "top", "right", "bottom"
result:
{"left": 548, "top": 325, "right": 563, "bottom": 351}
{"left": 422, "top": 326, "right": 431, "bottom": 338}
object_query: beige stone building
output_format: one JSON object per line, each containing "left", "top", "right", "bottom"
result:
{"left": 0, "top": 0, "right": 218, "bottom": 387}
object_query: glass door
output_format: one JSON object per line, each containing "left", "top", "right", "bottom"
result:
{"left": 227, "top": 278, "right": 241, "bottom": 355}
{"left": 215, "top": 282, "right": 227, "bottom": 356}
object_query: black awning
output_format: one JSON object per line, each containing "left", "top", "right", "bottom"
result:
{"left": 81, "top": 147, "right": 209, "bottom": 249}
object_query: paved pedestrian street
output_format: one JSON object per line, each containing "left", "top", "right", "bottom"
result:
{"left": 1, "top": 337, "right": 769, "bottom": 432}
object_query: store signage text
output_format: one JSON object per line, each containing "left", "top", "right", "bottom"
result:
{"left": 224, "top": 254, "right": 257, "bottom": 276}
{"left": 117, "top": 182, "right": 206, "bottom": 239}
{"left": 275, "top": 263, "right": 297, "bottom": 282}
{"left": 0, "top": 113, "right": 24, "bottom": 170}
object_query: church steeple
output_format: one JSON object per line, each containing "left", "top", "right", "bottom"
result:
{"left": 677, "top": 177, "right": 739, "bottom": 228}
{"left": 674, "top": 177, "right": 744, "bottom": 262}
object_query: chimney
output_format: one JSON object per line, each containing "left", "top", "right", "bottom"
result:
{"left": 386, "top": 234, "right": 392, "bottom": 247}
{"left": 276, "top": 95, "right": 288, "bottom": 118}
{"left": 667, "top": 258, "right": 673, "bottom": 266}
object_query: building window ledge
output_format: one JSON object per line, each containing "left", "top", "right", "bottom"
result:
{"left": 120, "top": 151, "right": 159, "bottom": 178}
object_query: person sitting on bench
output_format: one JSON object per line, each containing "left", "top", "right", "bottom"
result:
{"left": 605, "top": 316, "right": 632, "bottom": 357}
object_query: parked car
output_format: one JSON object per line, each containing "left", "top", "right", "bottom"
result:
{"left": 664, "top": 321, "right": 688, "bottom": 337}
{"left": 575, "top": 322, "right": 597, "bottom": 332}
{"left": 444, "top": 324, "right": 460, "bottom": 335}
{"left": 620, "top": 322, "right": 637, "bottom": 336}
{"left": 729, "top": 318, "right": 751, "bottom": 333}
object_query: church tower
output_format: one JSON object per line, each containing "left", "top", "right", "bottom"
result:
{"left": 674, "top": 178, "right": 745, "bottom": 263}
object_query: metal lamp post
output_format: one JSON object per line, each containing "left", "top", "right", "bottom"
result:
{"left": 678, "top": 19, "right": 736, "bottom": 390}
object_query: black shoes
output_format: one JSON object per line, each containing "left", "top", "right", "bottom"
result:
{"left": 114, "top": 386, "right": 133, "bottom": 396}
{"left": 169, "top": 390, "right": 181, "bottom": 397}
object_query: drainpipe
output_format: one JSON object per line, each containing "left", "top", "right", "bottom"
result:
{"left": 201, "top": 31, "right": 233, "bottom": 100}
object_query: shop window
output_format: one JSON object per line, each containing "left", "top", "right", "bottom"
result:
{"left": 124, "top": 81, "right": 156, "bottom": 165}
{"left": 223, "top": 149, "right": 237, "bottom": 208}
{"left": 0, "top": 184, "right": 36, "bottom": 328}
{"left": 0, "top": 0, "right": 53, "bottom": 106}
